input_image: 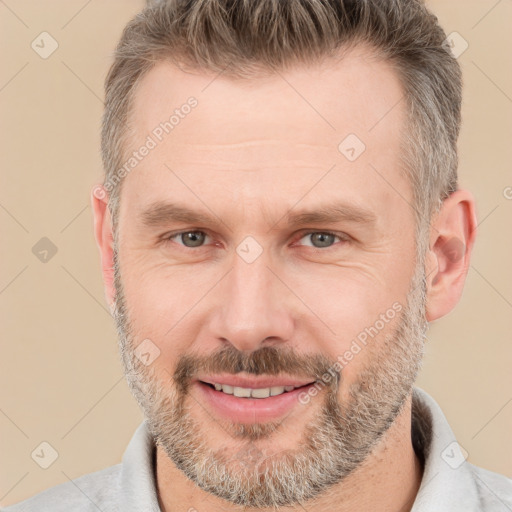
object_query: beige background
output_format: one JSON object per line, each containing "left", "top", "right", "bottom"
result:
{"left": 1, "top": 0, "right": 511, "bottom": 507}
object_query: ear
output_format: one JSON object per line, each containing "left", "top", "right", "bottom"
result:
{"left": 425, "top": 189, "right": 478, "bottom": 322}
{"left": 91, "top": 185, "right": 116, "bottom": 313}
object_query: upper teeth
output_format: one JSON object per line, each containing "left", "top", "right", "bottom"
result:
{"left": 212, "top": 383, "right": 298, "bottom": 398}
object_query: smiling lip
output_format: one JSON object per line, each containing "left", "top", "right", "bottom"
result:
{"left": 193, "top": 375, "right": 318, "bottom": 423}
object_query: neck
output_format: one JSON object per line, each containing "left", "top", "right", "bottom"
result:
{"left": 156, "top": 395, "right": 423, "bottom": 512}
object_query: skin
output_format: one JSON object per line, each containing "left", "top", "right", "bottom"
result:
{"left": 92, "top": 45, "right": 477, "bottom": 511}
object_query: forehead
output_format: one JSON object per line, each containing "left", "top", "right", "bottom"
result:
{"left": 130, "top": 47, "right": 404, "bottom": 142}
{"left": 122, "top": 46, "right": 409, "bottom": 223}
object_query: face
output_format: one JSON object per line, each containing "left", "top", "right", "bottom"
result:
{"left": 112, "top": 47, "right": 427, "bottom": 507}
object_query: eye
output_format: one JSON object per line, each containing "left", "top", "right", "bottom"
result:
{"left": 164, "top": 230, "right": 347, "bottom": 251}
{"left": 296, "top": 231, "right": 346, "bottom": 249}
{"left": 167, "top": 230, "right": 211, "bottom": 248}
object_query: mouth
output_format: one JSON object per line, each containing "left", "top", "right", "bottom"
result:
{"left": 194, "top": 376, "right": 318, "bottom": 423}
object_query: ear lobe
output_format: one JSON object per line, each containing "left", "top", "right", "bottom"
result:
{"left": 425, "top": 189, "right": 477, "bottom": 322}
{"left": 91, "top": 185, "right": 116, "bottom": 312}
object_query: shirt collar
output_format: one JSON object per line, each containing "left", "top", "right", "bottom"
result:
{"left": 119, "top": 419, "right": 161, "bottom": 511}
{"left": 411, "top": 387, "right": 481, "bottom": 511}
{"left": 117, "top": 386, "right": 481, "bottom": 511}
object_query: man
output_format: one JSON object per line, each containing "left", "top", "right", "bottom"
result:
{"left": 5, "top": 0, "right": 512, "bottom": 511}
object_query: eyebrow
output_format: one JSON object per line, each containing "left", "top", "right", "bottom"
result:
{"left": 141, "top": 202, "right": 217, "bottom": 227}
{"left": 139, "top": 201, "right": 377, "bottom": 230}
{"left": 284, "top": 203, "right": 376, "bottom": 227}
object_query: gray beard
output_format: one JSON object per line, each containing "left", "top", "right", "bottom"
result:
{"left": 112, "top": 244, "right": 427, "bottom": 508}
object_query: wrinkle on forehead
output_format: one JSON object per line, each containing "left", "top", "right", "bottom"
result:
{"left": 163, "top": 140, "right": 338, "bottom": 172}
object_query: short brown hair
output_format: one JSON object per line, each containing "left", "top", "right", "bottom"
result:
{"left": 101, "top": 0, "right": 461, "bottom": 251}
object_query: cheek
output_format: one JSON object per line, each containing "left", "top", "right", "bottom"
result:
{"left": 311, "top": 312, "right": 405, "bottom": 409}
{"left": 118, "top": 257, "right": 217, "bottom": 354}
{"left": 121, "top": 246, "right": 188, "bottom": 303}
{"left": 295, "top": 271, "right": 409, "bottom": 384}
{"left": 296, "top": 267, "right": 406, "bottom": 336}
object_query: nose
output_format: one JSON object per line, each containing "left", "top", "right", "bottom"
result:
{"left": 209, "top": 252, "right": 295, "bottom": 352}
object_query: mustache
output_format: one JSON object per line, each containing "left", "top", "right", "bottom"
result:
{"left": 172, "top": 344, "right": 340, "bottom": 393}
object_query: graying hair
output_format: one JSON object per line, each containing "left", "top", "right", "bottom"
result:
{"left": 101, "top": 0, "right": 462, "bottom": 260}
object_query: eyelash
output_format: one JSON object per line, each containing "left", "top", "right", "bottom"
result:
{"left": 163, "top": 229, "right": 349, "bottom": 251}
